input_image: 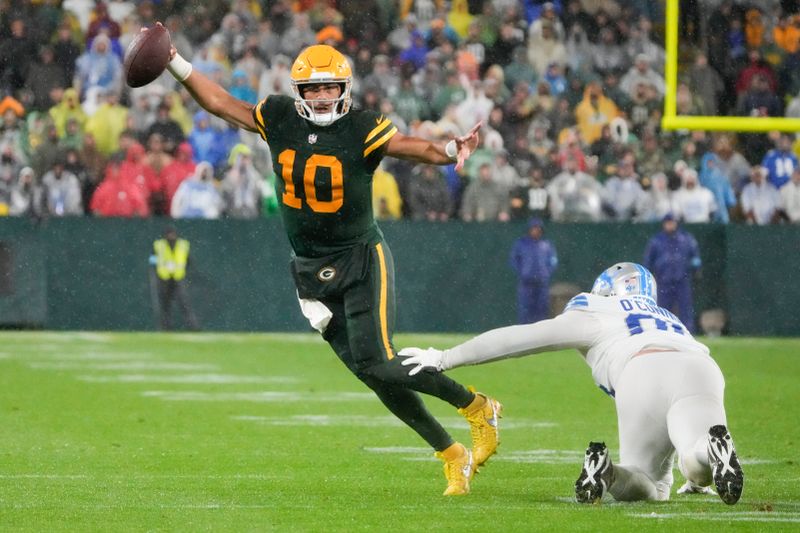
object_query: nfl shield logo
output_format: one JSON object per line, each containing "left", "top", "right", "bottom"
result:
{"left": 308, "top": 134, "right": 317, "bottom": 144}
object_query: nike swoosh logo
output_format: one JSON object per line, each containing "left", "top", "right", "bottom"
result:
{"left": 461, "top": 451, "right": 474, "bottom": 477}
{"left": 486, "top": 401, "right": 499, "bottom": 427}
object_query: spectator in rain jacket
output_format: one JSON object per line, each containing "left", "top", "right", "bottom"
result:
{"left": 74, "top": 33, "right": 122, "bottom": 102}
{"left": 160, "top": 142, "right": 196, "bottom": 213}
{"left": 90, "top": 153, "right": 149, "bottom": 217}
{"left": 171, "top": 162, "right": 223, "bottom": 219}
{"left": 220, "top": 144, "right": 262, "bottom": 219}
{"left": 48, "top": 88, "right": 87, "bottom": 139}
{"left": 188, "top": 110, "right": 225, "bottom": 170}
{"left": 699, "top": 152, "right": 736, "bottom": 224}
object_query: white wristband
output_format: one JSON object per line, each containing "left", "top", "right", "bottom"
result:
{"left": 167, "top": 52, "right": 193, "bottom": 82}
{"left": 444, "top": 139, "right": 458, "bottom": 160}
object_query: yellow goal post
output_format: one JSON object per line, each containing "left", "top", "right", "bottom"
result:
{"left": 661, "top": 0, "right": 800, "bottom": 132}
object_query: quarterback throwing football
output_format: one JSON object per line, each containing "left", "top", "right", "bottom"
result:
{"left": 165, "top": 38, "right": 498, "bottom": 496}
{"left": 400, "top": 262, "right": 744, "bottom": 504}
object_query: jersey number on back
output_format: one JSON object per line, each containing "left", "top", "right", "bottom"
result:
{"left": 278, "top": 149, "right": 344, "bottom": 213}
{"left": 625, "top": 313, "right": 685, "bottom": 336}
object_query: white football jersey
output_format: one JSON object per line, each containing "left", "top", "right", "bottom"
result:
{"left": 442, "top": 292, "right": 710, "bottom": 396}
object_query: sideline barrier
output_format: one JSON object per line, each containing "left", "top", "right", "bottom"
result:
{"left": 0, "top": 218, "right": 797, "bottom": 335}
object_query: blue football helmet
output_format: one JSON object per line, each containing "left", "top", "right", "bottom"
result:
{"left": 591, "top": 262, "right": 658, "bottom": 302}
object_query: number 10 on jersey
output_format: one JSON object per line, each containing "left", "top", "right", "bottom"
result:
{"left": 278, "top": 149, "right": 344, "bottom": 213}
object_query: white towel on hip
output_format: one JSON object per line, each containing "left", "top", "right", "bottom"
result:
{"left": 297, "top": 293, "right": 333, "bottom": 334}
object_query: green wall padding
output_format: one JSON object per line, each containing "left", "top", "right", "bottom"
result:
{"left": 0, "top": 218, "right": 795, "bottom": 335}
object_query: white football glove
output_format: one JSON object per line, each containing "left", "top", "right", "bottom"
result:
{"left": 397, "top": 347, "right": 445, "bottom": 376}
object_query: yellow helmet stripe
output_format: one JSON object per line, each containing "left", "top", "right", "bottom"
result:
{"left": 363, "top": 126, "right": 397, "bottom": 157}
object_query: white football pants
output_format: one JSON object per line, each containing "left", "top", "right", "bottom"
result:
{"left": 609, "top": 351, "right": 727, "bottom": 501}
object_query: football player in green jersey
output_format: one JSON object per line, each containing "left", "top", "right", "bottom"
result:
{"left": 165, "top": 35, "right": 500, "bottom": 495}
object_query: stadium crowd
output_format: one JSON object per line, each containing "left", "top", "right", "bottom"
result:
{"left": 1, "top": 0, "right": 800, "bottom": 225}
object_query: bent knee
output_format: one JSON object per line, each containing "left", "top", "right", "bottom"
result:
{"left": 354, "top": 359, "right": 406, "bottom": 385}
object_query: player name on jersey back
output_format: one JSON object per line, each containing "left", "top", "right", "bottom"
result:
{"left": 565, "top": 292, "right": 710, "bottom": 396}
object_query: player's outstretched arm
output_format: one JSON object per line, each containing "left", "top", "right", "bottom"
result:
{"left": 385, "top": 122, "right": 481, "bottom": 172}
{"left": 166, "top": 47, "right": 259, "bottom": 133}
{"left": 398, "top": 313, "right": 598, "bottom": 375}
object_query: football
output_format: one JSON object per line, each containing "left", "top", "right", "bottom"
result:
{"left": 124, "top": 23, "right": 171, "bottom": 88}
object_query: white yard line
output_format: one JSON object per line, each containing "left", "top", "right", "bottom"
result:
{"left": 363, "top": 445, "right": 583, "bottom": 464}
{"left": 256, "top": 333, "right": 327, "bottom": 344}
{"left": 78, "top": 373, "right": 299, "bottom": 384}
{"left": 47, "top": 351, "right": 152, "bottom": 361}
{"left": 0, "top": 503, "right": 281, "bottom": 510}
{"left": 0, "top": 332, "right": 115, "bottom": 343}
{"left": 235, "top": 414, "right": 413, "bottom": 427}
{"left": 142, "top": 390, "right": 375, "bottom": 402}
{"left": 0, "top": 473, "right": 287, "bottom": 480}
{"left": 630, "top": 512, "right": 800, "bottom": 523}
{"left": 0, "top": 474, "right": 89, "bottom": 479}
{"left": 5, "top": 343, "right": 64, "bottom": 353}
{"left": 500, "top": 450, "right": 586, "bottom": 463}
{"left": 160, "top": 333, "right": 323, "bottom": 344}
{"left": 363, "top": 446, "right": 432, "bottom": 453}
{"left": 161, "top": 333, "right": 240, "bottom": 343}
{"left": 62, "top": 332, "right": 115, "bottom": 343}
{"left": 361, "top": 445, "right": 788, "bottom": 468}
{"left": 233, "top": 414, "right": 556, "bottom": 429}
{"left": 27, "top": 361, "right": 220, "bottom": 371}
{"left": 741, "top": 458, "right": 781, "bottom": 465}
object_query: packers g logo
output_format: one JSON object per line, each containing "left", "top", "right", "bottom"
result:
{"left": 317, "top": 266, "right": 336, "bottom": 282}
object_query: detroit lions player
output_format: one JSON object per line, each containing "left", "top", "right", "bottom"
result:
{"left": 398, "top": 262, "right": 744, "bottom": 505}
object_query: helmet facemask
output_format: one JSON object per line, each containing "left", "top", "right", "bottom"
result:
{"left": 291, "top": 80, "right": 352, "bottom": 127}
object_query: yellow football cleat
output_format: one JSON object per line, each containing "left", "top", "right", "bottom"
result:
{"left": 458, "top": 388, "right": 502, "bottom": 467}
{"left": 435, "top": 442, "right": 474, "bottom": 496}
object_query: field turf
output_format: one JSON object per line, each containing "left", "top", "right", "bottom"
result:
{"left": 0, "top": 332, "right": 798, "bottom": 531}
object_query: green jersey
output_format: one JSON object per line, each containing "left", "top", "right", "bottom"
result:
{"left": 253, "top": 95, "right": 397, "bottom": 257}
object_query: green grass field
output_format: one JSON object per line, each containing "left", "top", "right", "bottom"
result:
{"left": 0, "top": 332, "right": 798, "bottom": 532}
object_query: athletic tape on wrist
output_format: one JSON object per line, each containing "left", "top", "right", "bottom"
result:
{"left": 167, "top": 53, "right": 193, "bottom": 82}
{"left": 445, "top": 139, "right": 458, "bottom": 160}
